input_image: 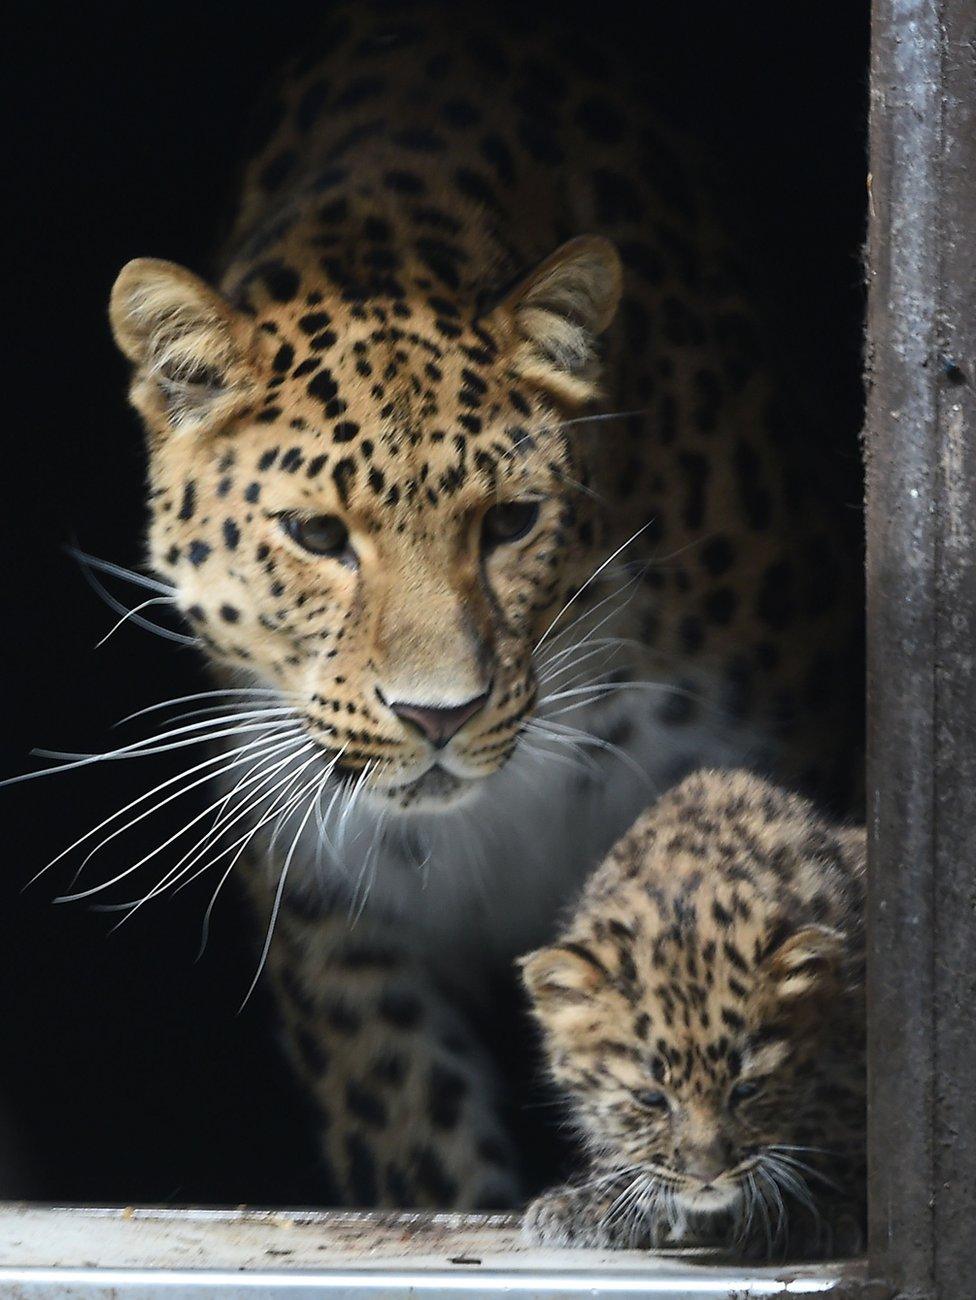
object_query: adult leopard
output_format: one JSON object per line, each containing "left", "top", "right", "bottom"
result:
{"left": 107, "top": 2, "right": 862, "bottom": 1209}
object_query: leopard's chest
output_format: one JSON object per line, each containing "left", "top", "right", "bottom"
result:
{"left": 274, "top": 684, "right": 771, "bottom": 994}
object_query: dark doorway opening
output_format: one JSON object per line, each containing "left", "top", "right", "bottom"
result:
{"left": 3, "top": 0, "right": 868, "bottom": 1203}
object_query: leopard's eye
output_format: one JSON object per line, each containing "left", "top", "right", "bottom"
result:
{"left": 729, "top": 1079, "right": 762, "bottom": 1108}
{"left": 633, "top": 1089, "right": 670, "bottom": 1112}
{"left": 482, "top": 500, "right": 541, "bottom": 550}
{"left": 281, "top": 513, "right": 353, "bottom": 561}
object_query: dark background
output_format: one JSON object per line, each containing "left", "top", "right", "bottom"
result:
{"left": 2, "top": 2, "right": 868, "bottom": 1203}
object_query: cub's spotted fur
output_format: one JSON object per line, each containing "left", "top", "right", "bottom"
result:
{"left": 107, "top": 3, "right": 861, "bottom": 1207}
{"left": 522, "top": 770, "right": 865, "bottom": 1257}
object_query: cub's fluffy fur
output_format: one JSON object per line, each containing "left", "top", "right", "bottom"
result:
{"left": 521, "top": 769, "right": 865, "bottom": 1259}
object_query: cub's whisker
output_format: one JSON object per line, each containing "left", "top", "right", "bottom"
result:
{"left": 534, "top": 550, "right": 649, "bottom": 661}
{"left": 756, "top": 1164, "right": 789, "bottom": 1251}
{"left": 761, "top": 1154, "right": 819, "bottom": 1221}
{"left": 763, "top": 1150, "right": 844, "bottom": 1192}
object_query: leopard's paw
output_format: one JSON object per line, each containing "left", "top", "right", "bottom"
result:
{"left": 522, "top": 1184, "right": 644, "bottom": 1249}
{"left": 523, "top": 1187, "right": 597, "bottom": 1247}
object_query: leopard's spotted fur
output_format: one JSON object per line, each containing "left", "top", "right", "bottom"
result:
{"left": 108, "top": 3, "right": 861, "bottom": 1208}
{"left": 522, "top": 769, "right": 865, "bottom": 1257}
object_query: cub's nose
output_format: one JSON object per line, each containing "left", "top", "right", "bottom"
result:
{"left": 387, "top": 692, "right": 489, "bottom": 748}
{"left": 679, "top": 1135, "right": 734, "bottom": 1184}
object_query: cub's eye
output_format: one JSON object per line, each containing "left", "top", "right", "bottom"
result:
{"left": 482, "top": 500, "right": 541, "bottom": 549}
{"left": 633, "top": 1089, "right": 670, "bottom": 1112}
{"left": 281, "top": 513, "right": 352, "bottom": 560}
{"left": 729, "top": 1080, "right": 762, "bottom": 1107}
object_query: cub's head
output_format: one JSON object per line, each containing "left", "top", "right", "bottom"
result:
{"left": 109, "top": 236, "right": 620, "bottom": 812}
{"left": 521, "top": 885, "right": 864, "bottom": 1223}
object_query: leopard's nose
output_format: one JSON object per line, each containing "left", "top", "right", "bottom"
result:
{"left": 679, "top": 1136, "right": 734, "bottom": 1183}
{"left": 386, "top": 692, "right": 489, "bottom": 748}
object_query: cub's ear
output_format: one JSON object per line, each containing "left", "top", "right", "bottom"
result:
{"left": 110, "top": 258, "right": 260, "bottom": 436}
{"left": 498, "top": 236, "right": 622, "bottom": 405}
{"left": 519, "top": 943, "right": 608, "bottom": 1007}
{"left": 761, "top": 925, "right": 845, "bottom": 1005}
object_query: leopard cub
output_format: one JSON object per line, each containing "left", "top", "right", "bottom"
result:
{"left": 520, "top": 770, "right": 865, "bottom": 1259}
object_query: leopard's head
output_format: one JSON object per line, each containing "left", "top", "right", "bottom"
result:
{"left": 522, "top": 897, "right": 863, "bottom": 1220}
{"left": 110, "top": 236, "right": 621, "bottom": 812}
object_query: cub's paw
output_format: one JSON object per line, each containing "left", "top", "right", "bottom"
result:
{"left": 523, "top": 1183, "right": 652, "bottom": 1249}
{"left": 523, "top": 1187, "right": 608, "bottom": 1247}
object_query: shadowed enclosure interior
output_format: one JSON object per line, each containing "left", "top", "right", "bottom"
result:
{"left": 2, "top": 1, "right": 867, "bottom": 1204}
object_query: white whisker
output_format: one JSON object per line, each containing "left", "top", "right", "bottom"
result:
{"left": 762, "top": 1154, "right": 820, "bottom": 1220}
{"left": 541, "top": 680, "right": 685, "bottom": 707}
{"left": 534, "top": 527, "right": 653, "bottom": 653}
{"left": 756, "top": 1163, "right": 788, "bottom": 1251}
{"left": 543, "top": 406, "right": 649, "bottom": 435}
{"left": 335, "top": 761, "right": 373, "bottom": 868}
{"left": 195, "top": 745, "right": 347, "bottom": 954}
{"left": 150, "top": 742, "right": 325, "bottom": 907}
{"left": 7, "top": 710, "right": 308, "bottom": 787}
{"left": 55, "top": 731, "right": 307, "bottom": 903}
{"left": 536, "top": 567, "right": 645, "bottom": 661}
{"left": 26, "top": 729, "right": 290, "bottom": 888}
{"left": 105, "top": 743, "right": 321, "bottom": 923}
{"left": 764, "top": 1149, "right": 843, "bottom": 1193}
{"left": 138, "top": 704, "right": 297, "bottom": 728}
{"left": 752, "top": 1169, "right": 774, "bottom": 1257}
{"left": 72, "top": 554, "right": 195, "bottom": 646}
{"left": 518, "top": 733, "right": 600, "bottom": 780}
{"left": 527, "top": 716, "right": 652, "bottom": 789}
{"left": 68, "top": 730, "right": 299, "bottom": 887}
{"left": 67, "top": 547, "right": 176, "bottom": 595}
{"left": 537, "top": 634, "right": 638, "bottom": 684}
{"left": 240, "top": 768, "right": 327, "bottom": 1009}
{"left": 116, "top": 688, "right": 297, "bottom": 727}
{"left": 101, "top": 748, "right": 310, "bottom": 920}
{"left": 96, "top": 597, "right": 178, "bottom": 648}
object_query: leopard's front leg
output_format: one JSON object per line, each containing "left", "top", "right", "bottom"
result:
{"left": 265, "top": 906, "right": 521, "bottom": 1209}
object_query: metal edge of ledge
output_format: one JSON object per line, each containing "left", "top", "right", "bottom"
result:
{"left": 0, "top": 1206, "right": 868, "bottom": 1298}
{"left": 0, "top": 1266, "right": 859, "bottom": 1300}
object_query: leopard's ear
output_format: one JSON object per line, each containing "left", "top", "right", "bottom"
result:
{"left": 520, "top": 943, "right": 618, "bottom": 1045}
{"left": 761, "top": 925, "right": 845, "bottom": 1005}
{"left": 519, "top": 943, "right": 608, "bottom": 1007}
{"left": 497, "top": 236, "right": 622, "bottom": 406}
{"left": 110, "top": 258, "right": 261, "bottom": 437}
